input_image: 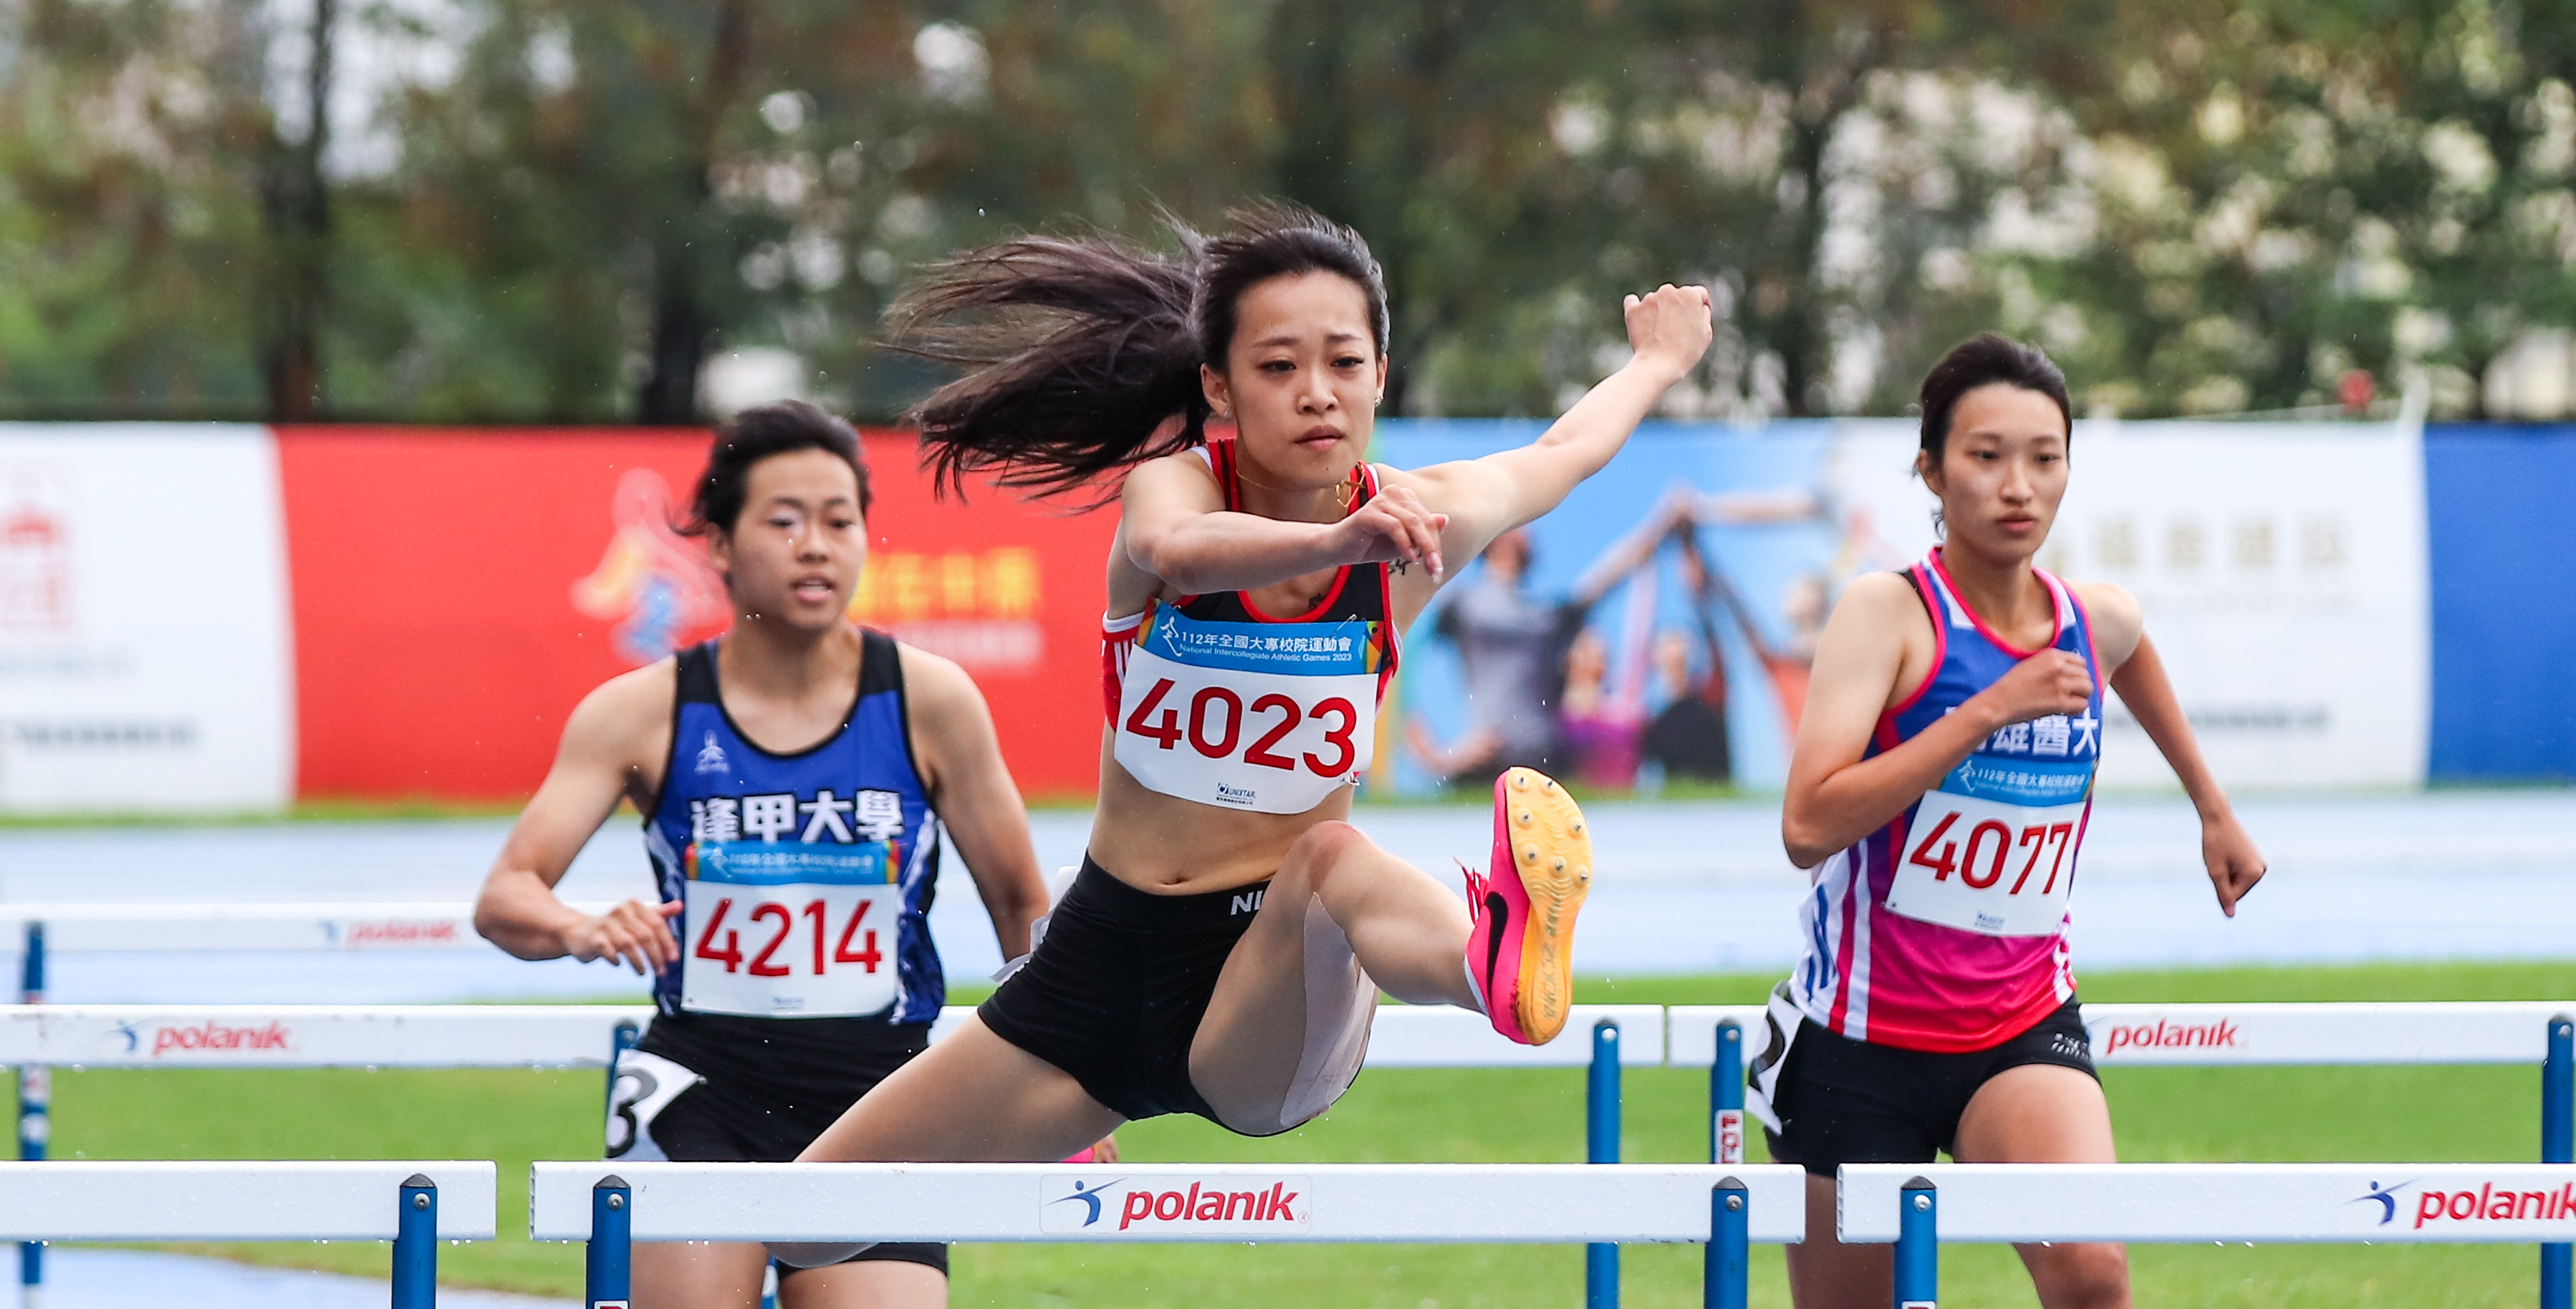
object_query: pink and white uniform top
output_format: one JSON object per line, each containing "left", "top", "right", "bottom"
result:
{"left": 1785, "top": 548, "right": 2104, "bottom": 1053}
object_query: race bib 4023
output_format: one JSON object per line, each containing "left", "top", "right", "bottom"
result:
{"left": 1113, "top": 608, "right": 1380, "bottom": 816}
{"left": 681, "top": 840, "right": 900, "bottom": 1018}
{"left": 1882, "top": 755, "right": 2092, "bottom": 938}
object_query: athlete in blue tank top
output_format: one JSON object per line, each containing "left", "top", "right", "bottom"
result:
{"left": 474, "top": 402, "right": 1056, "bottom": 1309}
{"left": 645, "top": 630, "right": 945, "bottom": 1027}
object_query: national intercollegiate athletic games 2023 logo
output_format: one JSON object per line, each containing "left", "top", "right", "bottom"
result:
{"left": 1041, "top": 1175, "right": 1311, "bottom": 1235}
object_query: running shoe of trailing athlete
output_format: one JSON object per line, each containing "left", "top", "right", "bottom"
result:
{"left": 1461, "top": 767, "right": 1593, "bottom": 1045}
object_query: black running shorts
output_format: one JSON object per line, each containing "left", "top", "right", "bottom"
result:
{"left": 978, "top": 856, "right": 1276, "bottom": 1129}
{"left": 1761, "top": 996, "right": 2098, "bottom": 1177}
{"left": 625, "top": 1016, "right": 946, "bottom": 1275}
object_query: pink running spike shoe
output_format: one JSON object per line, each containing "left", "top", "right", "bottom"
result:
{"left": 1463, "top": 768, "right": 1592, "bottom": 1045}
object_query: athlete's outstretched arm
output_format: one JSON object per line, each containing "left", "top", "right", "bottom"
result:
{"left": 898, "top": 647, "right": 1048, "bottom": 958}
{"left": 1780, "top": 574, "right": 2095, "bottom": 868}
{"left": 474, "top": 667, "right": 683, "bottom": 974}
{"left": 2091, "top": 604, "right": 2267, "bottom": 916}
{"left": 1118, "top": 451, "right": 1452, "bottom": 595}
{"left": 1400, "top": 284, "right": 1714, "bottom": 564}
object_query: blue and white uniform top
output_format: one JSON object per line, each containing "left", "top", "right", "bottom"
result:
{"left": 644, "top": 632, "right": 944, "bottom": 1026}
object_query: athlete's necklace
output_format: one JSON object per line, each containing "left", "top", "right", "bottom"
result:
{"left": 1231, "top": 466, "right": 1359, "bottom": 609}
{"left": 1230, "top": 465, "right": 1360, "bottom": 518}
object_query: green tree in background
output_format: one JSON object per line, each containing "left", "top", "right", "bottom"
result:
{"left": 7, "top": 0, "right": 2576, "bottom": 422}
{"left": 0, "top": 0, "right": 273, "bottom": 415}
{"left": 1990, "top": 0, "right": 2576, "bottom": 416}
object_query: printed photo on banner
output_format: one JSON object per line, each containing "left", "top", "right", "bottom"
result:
{"left": 1382, "top": 413, "right": 2428, "bottom": 797}
{"left": 1383, "top": 420, "right": 1907, "bottom": 796}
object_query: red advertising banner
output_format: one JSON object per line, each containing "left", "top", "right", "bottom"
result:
{"left": 277, "top": 428, "right": 1112, "bottom": 803}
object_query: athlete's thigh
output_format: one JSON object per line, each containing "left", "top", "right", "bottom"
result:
{"left": 1952, "top": 1063, "right": 2115, "bottom": 1163}
{"left": 1187, "top": 862, "right": 1336, "bottom": 1127}
{"left": 798, "top": 1015, "right": 1124, "bottom": 1164}
{"left": 634, "top": 1240, "right": 767, "bottom": 1309}
{"left": 782, "top": 1257, "right": 946, "bottom": 1309}
{"left": 1954, "top": 1066, "right": 2129, "bottom": 1309}
{"left": 1186, "top": 822, "right": 1413, "bottom": 1131}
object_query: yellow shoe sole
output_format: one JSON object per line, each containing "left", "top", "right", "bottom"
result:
{"left": 1501, "top": 768, "right": 1592, "bottom": 1045}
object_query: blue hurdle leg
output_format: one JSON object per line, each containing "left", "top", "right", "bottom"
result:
{"left": 391, "top": 1174, "right": 437, "bottom": 1309}
{"left": 1711, "top": 1020, "right": 1744, "bottom": 1165}
{"left": 1587, "top": 1018, "right": 1620, "bottom": 1309}
{"left": 1894, "top": 1177, "right": 1937, "bottom": 1309}
{"left": 2544, "top": 1015, "right": 2572, "bottom": 1309}
{"left": 1703, "top": 1179, "right": 1748, "bottom": 1309}
{"left": 604, "top": 1019, "right": 639, "bottom": 1129}
{"left": 587, "top": 1176, "right": 632, "bottom": 1309}
{"left": 19, "top": 920, "right": 44, "bottom": 1309}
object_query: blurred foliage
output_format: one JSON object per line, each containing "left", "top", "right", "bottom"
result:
{"left": 4, "top": 0, "right": 2576, "bottom": 422}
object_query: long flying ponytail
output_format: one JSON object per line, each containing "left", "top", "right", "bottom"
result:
{"left": 889, "top": 203, "right": 1388, "bottom": 503}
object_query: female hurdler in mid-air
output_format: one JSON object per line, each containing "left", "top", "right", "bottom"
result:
{"left": 782, "top": 205, "right": 1714, "bottom": 1208}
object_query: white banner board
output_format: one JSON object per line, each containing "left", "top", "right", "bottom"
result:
{"left": 0, "top": 425, "right": 295, "bottom": 811}
{"left": 1822, "top": 418, "right": 2428, "bottom": 789}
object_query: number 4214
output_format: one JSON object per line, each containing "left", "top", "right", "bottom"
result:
{"left": 694, "top": 898, "right": 882, "bottom": 977}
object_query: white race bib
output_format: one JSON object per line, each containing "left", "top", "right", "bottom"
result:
{"left": 681, "top": 840, "right": 900, "bottom": 1018}
{"left": 1883, "top": 755, "right": 2092, "bottom": 937}
{"left": 1113, "top": 607, "right": 1380, "bottom": 815}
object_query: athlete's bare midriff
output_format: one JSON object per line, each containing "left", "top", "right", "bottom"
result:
{"left": 1084, "top": 733, "right": 1356, "bottom": 892}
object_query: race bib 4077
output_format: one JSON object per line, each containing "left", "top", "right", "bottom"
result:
{"left": 1881, "top": 755, "right": 2092, "bottom": 939}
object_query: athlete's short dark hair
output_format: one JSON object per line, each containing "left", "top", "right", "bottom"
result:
{"left": 1917, "top": 333, "right": 2072, "bottom": 463}
{"left": 685, "top": 400, "right": 875, "bottom": 536}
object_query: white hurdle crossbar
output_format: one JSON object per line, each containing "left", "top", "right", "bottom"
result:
{"left": 0, "top": 1002, "right": 1658, "bottom": 1309}
{"left": 1669, "top": 1000, "right": 2576, "bottom": 1069}
{"left": 0, "top": 1161, "right": 494, "bottom": 1308}
{"left": 0, "top": 903, "right": 618, "bottom": 954}
{"left": 0, "top": 1003, "right": 1660, "bottom": 1069}
{"left": 529, "top": 1161, "right": 1805, "bottom": 1308}
{"left": 1842, "top": 1161, "right": 2576, "bottom": 1307}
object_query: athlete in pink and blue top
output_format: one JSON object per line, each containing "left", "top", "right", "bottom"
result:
{"left": 1761, "top": 334, "right": 2267, "bottom": 1309}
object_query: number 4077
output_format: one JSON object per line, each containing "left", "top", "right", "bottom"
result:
{"left": 694, "top": 898, "right": 882, "bottom": 977}
{"left": 1908, "top": 813, "right": 2077, "bottom": 894}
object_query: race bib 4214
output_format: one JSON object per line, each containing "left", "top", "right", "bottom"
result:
{"left": 681, "top": 840, "right": 900, "bottom": 1018}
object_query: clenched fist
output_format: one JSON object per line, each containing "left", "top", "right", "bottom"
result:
{"left": 1974, "top": 649, "right": 2093, "bottom": 731}
{"left": 1623, "top": 284, "right": 1716, "bottom": 382}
